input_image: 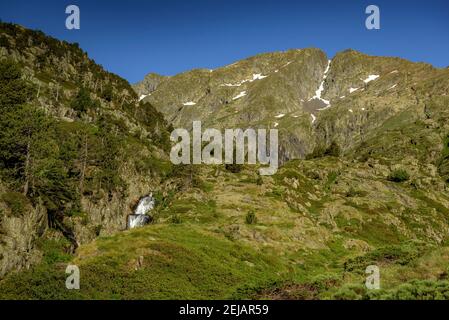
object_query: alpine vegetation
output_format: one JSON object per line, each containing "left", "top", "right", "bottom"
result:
{"left": 170, "top": 121, "right": 279, "bottom": 175}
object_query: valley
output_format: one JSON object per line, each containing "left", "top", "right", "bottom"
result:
{"left": 0, "top": 22, "right": 449, "bottom": 300}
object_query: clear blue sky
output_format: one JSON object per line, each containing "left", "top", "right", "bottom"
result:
{"left": 1, "top": 0, "right": 448, "bottom": 83}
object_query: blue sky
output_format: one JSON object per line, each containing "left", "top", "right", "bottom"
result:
{"left": 1, "top": 0, "right": 448, "bottom": 83}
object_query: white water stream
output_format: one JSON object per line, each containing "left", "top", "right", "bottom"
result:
{"left": 127, "top": 194, "right": 155, "bottom": 229}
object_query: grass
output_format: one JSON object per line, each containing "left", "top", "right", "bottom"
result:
{"left": 2, "top": 157, "right": 449, "bottom": 300}
{"left": 0, "top": 224, "right": 287, "bottom": 300}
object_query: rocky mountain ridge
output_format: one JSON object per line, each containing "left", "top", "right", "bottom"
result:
{"left": 135, "top": 48, "right": 449, "bottom": 163}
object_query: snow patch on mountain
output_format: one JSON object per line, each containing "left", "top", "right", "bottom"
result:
{"left": 183, "top": 101, "right": 196, "bottom": 106}
{"left": 389, "top": 84, "right": 398, "bottom": 90}
{"left": 252, "top": 73, "right": 267, "bottom": 81}
{"left": 221, "top": 83, "right": 242, "bottom": 87}
{"left": 233, "top": 91, "right": 247, "bottom": 100}
{"left": 309, "top": 60, "right": 331, "bottom": 105}
{"left": 139, "top": 94, "right": 150, "bottom": 101}
{"left": 220, "top": 73, "right": 268, "bottom": 88}
{"left": 317, "top": 105, "right": 331, "bottom": 111}
{"left": 275, "top": 114, "right": 285, "bottom": 118}
{"left": 363, "top": 74, "right": 380, "bottom": 83}
{"left": 311, "top": 114, "right": 317, "bottom": 123}
{"left": 349, "top": 87, "right": 359, "bottom": 93}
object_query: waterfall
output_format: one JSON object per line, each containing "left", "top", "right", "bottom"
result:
{"left": 127, "top": 194, "right": 155, "bottom": 229}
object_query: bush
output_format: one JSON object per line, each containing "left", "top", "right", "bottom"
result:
{"left": 345, "top": 187, "right": 367, "bottom": 197}
{"left": 101, "top": 84, "right": 114, "bottom": 102}
{"left": 170, "top": 214, "right": 182, "bottom": 224}
{"left": 225, "top": 163, "right": 243, "bottom": 173}
{"left": 70, "top": 87, "right": 100, "bottom": 113}
{"left": 367, "top": 280, "right": 449, "bottom": 300}
{"left": 245, "top": 210, "right": 257, "bottom": 225}
{"left": 343, "top": 242, "right": 426, "bottom": 273}
{"left": 388, "top": 169, "right": 410, "bottom": 182}
{"left": 306, "top": 141, "right": 341, "bottom": 159}
{"left": 324, "top": 141, "right": 341, "bottom": 157}
{"left": 1, "top": 192, "right": 29, "bottom": 216}
{"left": 332, "top": 284, "right": 366, "bottom": 300}
{"left": 306, "top": 145, "right": 326, "bottom": 160}
{"left": 0, "top": 35, "right": 10, "bottom": 49}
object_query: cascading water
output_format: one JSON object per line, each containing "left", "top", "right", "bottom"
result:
{"left": 127, "top": 194, "right": 155, "bottom": 229}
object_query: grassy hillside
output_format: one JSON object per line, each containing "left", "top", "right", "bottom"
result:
{"left": 1, "top": 23, "right": 449, "bottom": 300}
{"left": 1, "top": 159, "right": 448, "bottom": 299}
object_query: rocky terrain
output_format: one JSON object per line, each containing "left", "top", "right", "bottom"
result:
{"left": 0, "top": 23, "right": 449, "bottom": 299}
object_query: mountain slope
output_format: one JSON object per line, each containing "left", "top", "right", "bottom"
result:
{"left": 1, "top": 24, "right": 449, "bottom": 300}
{"left": 0, "top": 22, "right": 174, "bottom": 277}
{"left": 137, "top": 48, "right": 449, "bottom": 162}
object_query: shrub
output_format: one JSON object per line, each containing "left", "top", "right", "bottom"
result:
{"left": 346, "top": 187, "right": 367, "bottom": 197}
{"left": 332, "top": 284, "right": 367, "bottom": 300}
{"left": 225, "top": 163, "right": 243, "bottom": 173}
{"left": 101, "top": 84, "right": 114, "bottom": 102}
{"left": 306, "top": 141, "right": 341, "bottom": 159}
{"left": 343, "top": 242, "right": 426, "bottom": 273}
{"left": 367, "top": 280, "right": 449, "bottom": 300}
{"left": 170, "top": 214, "right": 182, "bottom": 224}
{"left": 388, "top": 169, "right": 410, "bottom": 182}
{"left": 306, "top": 145, "right": 326, "bottom": 160}
{"left": 1, "top": 192, "right": 29, "bottom": 216}
{"left": 324, "top": 141, "right": 341, "bottom": 157}
{"left": 245, "top": 210, "right": 257, "bottom": 225}
{"left": 70, "top": 87, "right": 100, "bottom": 113}
{"left": 0, "top": 35, "right": 9, "bottom": 49}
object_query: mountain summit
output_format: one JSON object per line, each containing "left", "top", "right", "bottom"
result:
{"left": 135, "top": 48, "right": 449, "bottom": 162}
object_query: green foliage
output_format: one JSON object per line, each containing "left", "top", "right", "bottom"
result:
{"left": 101, "top": 84, "right": 114, "bottom": 102}
{"left": 170, "top": 214, "right": 183, "bottom": 224}
{"left": 245, "top": 210, "right": 257, "bottom": 225}
{"left": 438, "top": 134, "right": 449, "bottom": 184}
{"left": 0, "top": 35, "right": 10, "bottom": 48}
{"left": 306, "top": 141, "right": 341, "bottom": 159}
{"left": 37, "top": 238, "right": 72, "bottom": 265}
{"left": 388, "top": 169, "right": 410, "bottom": 182}
{"left": 0, "top": 59, "right": 35, "bottom": 108}
{"left": 324, "top": 141, "right": 341, "bottom": 157}
{"left": 306, "top": 145, "right": 326, "bottom": 160}
{"left": 1, "top": 192, "right": 29, "bottom": 216}
{"left": 368, "top": 280, "right": 449, "bottom": 300}
{"left": 70, "top": 87, "right": 100, "bottom": 114}
{"left": 345, "top": 187, "right": 367, "bottom": 197}
{"left": 332, "top": 284, "right": 367, "bottom": 300}
{"left": 225, "top": 163, "right": 243, "bottom": 173}
{"left": 343, "top": 242, "right": 427, "bottom": 273}
{"left": 0, "top": 225, "right": 285, "bottom": 299}
{"left": 332, "top": 280, "right": 449, "bottom": 300}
